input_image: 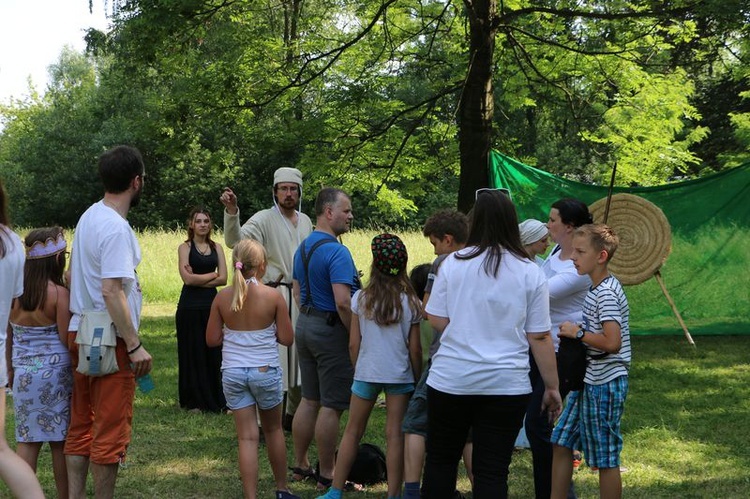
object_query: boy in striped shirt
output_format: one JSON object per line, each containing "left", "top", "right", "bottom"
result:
{"left": 550, "top": 224, "right": 631, "bottom": 499}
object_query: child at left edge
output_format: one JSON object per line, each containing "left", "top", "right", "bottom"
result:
{"left": 318, "top": 233, "right": 423, "bottom": 499}
{"left": 550, "top": 223, "right": 631, "bottom": 499}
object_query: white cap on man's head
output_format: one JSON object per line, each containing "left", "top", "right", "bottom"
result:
{"left": 274, "top": 167, "right": 303, "bottom": 187}
{"left": 519, "top": 219, "right": 548, "bottom": 245}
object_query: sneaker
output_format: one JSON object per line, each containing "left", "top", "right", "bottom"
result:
{"left": 277, "top": 490, "right": 301, "bottom": 499}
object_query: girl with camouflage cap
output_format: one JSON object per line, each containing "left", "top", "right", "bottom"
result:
{"left": 318, "top": 233, "right": 422, "bottom": 499}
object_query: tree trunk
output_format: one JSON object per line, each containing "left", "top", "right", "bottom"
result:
{"left": 284, "top": 0, "right": 304, "bottom": 121}
{"left": 457, "top": 0, "right": 497, "bottom": 213}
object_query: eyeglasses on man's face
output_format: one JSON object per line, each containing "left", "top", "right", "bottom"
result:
{"left": 475, "top": 187, "right": 511, "bottom": 200}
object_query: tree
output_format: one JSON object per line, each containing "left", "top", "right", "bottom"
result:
{"left": 4, "top": 0, "right": 745, "bottom": 227}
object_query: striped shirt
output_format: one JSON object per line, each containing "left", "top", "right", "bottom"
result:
{"left": 582, "top": 274, "right": 630, "bottom": 385}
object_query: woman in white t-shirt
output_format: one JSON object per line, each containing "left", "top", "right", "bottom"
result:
{"left": 526, "top": 197, "right": 593, "bottom": 499}
{"left": 422, "top": 189, "right": 562, "bottom": 499}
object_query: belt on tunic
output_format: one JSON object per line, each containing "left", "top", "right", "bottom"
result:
{"left": 265, "top": 281, "right": 292, "bottom": 289}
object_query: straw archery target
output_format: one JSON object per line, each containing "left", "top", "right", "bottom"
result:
{"left": 589, "top": 193, "right": 671, "bottom": 285}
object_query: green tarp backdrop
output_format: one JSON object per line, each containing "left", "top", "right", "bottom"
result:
{"left": 489, "top": 151, "right": 750, "bottom": 336}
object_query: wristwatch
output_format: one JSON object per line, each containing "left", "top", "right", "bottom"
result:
{"left": 575, "top": 328, "right": 586, "bottom": 340}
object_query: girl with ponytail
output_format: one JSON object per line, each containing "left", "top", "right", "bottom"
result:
{"left": 206, "top": 239, "right": 300, "bottom": 499}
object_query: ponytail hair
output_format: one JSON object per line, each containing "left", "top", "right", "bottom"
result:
{"left": 230, "top": 239, "right": 267, "bottom": 312}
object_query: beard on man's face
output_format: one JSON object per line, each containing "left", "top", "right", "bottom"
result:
{"left": 277, "top": 195, "right": 298, "bottom": 209}
{"left": 130, "top": 188, "right": 142, "bottom": 208}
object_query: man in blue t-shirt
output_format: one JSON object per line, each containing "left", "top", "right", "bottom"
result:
{"left": 290, "top": 187, "right": 360, "bottom": 489}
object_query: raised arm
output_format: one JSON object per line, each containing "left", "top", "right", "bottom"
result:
{"left": 221, "top": 187, "right": 242, "bottom": 248}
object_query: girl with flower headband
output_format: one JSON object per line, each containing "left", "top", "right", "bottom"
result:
{"left": 8, "top": 226, "right": 72, "bottom": 498}
{"left": 206, "top": 239, "right": 300, "bottom": 499}
{"left": 318, "top": 233, "right": 422, "bottom": 499}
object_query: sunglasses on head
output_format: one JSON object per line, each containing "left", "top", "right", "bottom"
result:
{"left": 475, "top": 187, "right": 511, "bottom": 200}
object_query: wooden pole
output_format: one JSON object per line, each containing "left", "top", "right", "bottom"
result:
{"left": 603, "top": 161, "right": 617, "bottom": 223}
{"left": 653, "top": 270, "right": 696, "bottom": 346}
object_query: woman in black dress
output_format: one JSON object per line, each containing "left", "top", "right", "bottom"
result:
{"left": 176, "top": 207, "right": 228, "bottom": 412}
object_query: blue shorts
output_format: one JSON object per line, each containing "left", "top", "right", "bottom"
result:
{"left": 551, "top": 375, "right": 629, "bottom": 469}
{"left": 222, "top": 366, "right": 283, "bottom": 411}
{"left": 351, "top": 380, "right": 414, "bottom": 401}
{"left": 402, "top": 367, "right": 430, "bottom": 437}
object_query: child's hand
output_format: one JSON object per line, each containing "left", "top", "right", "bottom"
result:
{"left": 559, "top": 321, "right": 578, "bottom": 339}
{"left": 542, "top": 388, "right": 562, "bottom": 423}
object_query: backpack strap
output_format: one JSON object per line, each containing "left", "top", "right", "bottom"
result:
{"left": 300, "top": 237, "right": 337, "bottom": 308}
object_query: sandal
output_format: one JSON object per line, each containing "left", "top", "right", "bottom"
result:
{"left": 289, "top": 466, "right": 315, "bottom": 482}
{"left": 316, "top": 475, "right": 332, "bottom": 491}
{"left": 344, "top": 481, "right": 365, "bottom": 492}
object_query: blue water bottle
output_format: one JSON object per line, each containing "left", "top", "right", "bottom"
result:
{"left": 136, "top": 373, "right": 155, "bottom": 393}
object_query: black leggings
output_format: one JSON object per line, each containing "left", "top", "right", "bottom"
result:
{"left": 422, "top": 386, "right": 528, "bottom": 499}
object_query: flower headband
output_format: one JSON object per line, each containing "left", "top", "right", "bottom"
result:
{"left": 26, "top": 233, "right": 67, "bottom": 260}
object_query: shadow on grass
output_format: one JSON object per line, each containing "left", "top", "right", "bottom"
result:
{"left": 632, "top": 320, "right": 750, "bottom": 336}
{"left": 624, "top": 336, "right": 750, "bottom": 494}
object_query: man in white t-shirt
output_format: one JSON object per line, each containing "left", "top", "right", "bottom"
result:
{"left": 65, "top": 146, "right": 153, "bottom": 499}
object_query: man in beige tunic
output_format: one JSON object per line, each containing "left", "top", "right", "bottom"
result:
{"left": 220, "top": 167, "right": 313, "bottom": 427}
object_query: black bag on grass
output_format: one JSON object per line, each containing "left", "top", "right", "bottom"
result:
{"left": 319, "top": 443, "right": 387, "bottom": 486}
{"left": 347, "top": 443, "right": 387, "bottom": 485}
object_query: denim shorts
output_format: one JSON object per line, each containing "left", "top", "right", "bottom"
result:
{"left": 222, "top": 366, "right": 283, "bottom": 411}
{"left": 351, "top": 380, "right": 415, "bottom": 401}
{"left": 402, "top": 367, "right": 430, "bottom": 437}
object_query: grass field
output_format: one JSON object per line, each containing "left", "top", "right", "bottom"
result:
{"left": 3, "top": 228, "right": 749, "bottom": 497}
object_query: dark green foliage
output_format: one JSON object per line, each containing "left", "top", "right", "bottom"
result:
{"left": 2, "top": 0, "right": 750, "bottom": 227}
